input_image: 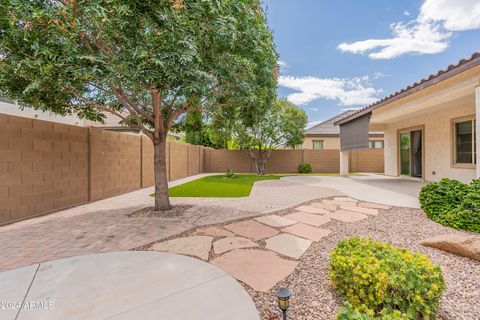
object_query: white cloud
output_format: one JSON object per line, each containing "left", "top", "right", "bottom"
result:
{"left": 309, "top": 107, "right": 319, "bottom": 111}
{"left": 419, "top": 0, "right": 480, "bottom": 31}
{"left": 404, "top": 10, "right": 411, "bottom": 16}
{"left": 279, "top": 75, "right": 380, "bottom": 106}
{"left": 338, "top": 0, "right": 480, "bottom": 59}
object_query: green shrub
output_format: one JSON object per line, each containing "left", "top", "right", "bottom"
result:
{"left": 329, "top": 238, "right": 445, "bottom": 320}
{"left": 298, "top": 162, "right": 312, "bottom": 173}
{"left": 419, "top": 178, "right": 480, "bottom": 232}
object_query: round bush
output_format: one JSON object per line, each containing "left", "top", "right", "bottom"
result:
{"left": 419, "top": 178, "right": 480, "bottom": 232}
{"left": 329, "top": 238, "right": 445, "bottom": 320}
{"left": 298, "top": 162, "right": 312, "bottom": 173}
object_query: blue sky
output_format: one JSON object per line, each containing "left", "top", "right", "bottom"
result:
{"left": 263, "top": 0, "right": 480, "bottom": 125}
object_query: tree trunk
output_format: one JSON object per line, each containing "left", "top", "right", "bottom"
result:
{"left": 254, "top": 149, "right": 266, "bottom": 175}
{"left": 153, "top": 135, "right": 172, "bottom": 211}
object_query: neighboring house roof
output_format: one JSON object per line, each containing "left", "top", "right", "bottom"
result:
{"left": 335, "top": 51, "right": 480, "bottom": 126}
{"left": 305, "top": 110, "right": 359, "bottom": 136}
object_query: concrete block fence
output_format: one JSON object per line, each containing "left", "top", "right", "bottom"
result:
{"left": 0, "top": 114, "right": 383, "bottom": 225}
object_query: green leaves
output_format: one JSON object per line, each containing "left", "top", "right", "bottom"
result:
{"left": 330, "top": 238, "right": 446, "bottom": 320}
{"left": 419, "top": 178, "right": 480, "bottom": 232}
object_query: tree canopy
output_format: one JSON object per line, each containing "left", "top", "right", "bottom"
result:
{"left": 0, "top": 0, "right": 278, "bottom": 209}
{"left": 220, "top": 98, "right": 307, "bottom": 175}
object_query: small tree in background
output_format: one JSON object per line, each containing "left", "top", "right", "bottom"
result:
{"left": 232, "top": 99, "right": 307, "bottom": 175}
{"left": 0, "top": 0, "right": 277, "bottom": 210}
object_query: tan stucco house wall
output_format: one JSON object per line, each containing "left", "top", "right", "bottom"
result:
{"left": 336, "top": 52, "right": 480, "bottom": 183}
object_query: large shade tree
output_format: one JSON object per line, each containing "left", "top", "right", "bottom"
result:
{"left": 230, "top": 98, "right": 307, "bottom": 175}
{"left": 0, "top": 0, "right": 277, "bottom": 210}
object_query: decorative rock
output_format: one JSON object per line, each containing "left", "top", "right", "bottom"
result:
{"left": 265, "top": 233, "right": 312, "bottom": 259}
{"left": 295, "top": 205, "right": 330, "bottom": 215}
{"left": 325, "top": 210, "right": 368, "bottom": 222}
{"left": 358, "top": 202, "right": 391, "bottom": 210}
{"left": 224, "top": 220, "right": 279, "bottom": 241}
{"left": 282, "top": 223, "right": 331, "bottom": 242}
{"left": 333, "top": 197, "right": 358, "bottom": 202}
{"left": 150, "top": 236, "right": 213, "bottom": 260}
{"left": 211, "top": 249, "right": 298, "bottom": 292}
{"left": 213, "top": 237, "right": 258, "bottom": 255}
{"left": 193, "top": 226, "right": 234, "bottom": 238}
{"left": 255, "top": 215, "right": 297, "bottom": 228}
{"left": 310, "top": 202, "right": 337, "bottom": 211}
{"left": 284, "top": 212, "right": 331, "bottom": 227}
{"left": 420, "top": 234, "right": 480, "bottom": 261}
{"left": 340, "top": 205, "right": 379, "bottom": 216}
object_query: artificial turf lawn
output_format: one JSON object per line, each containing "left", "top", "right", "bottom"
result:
{"left": 166, "top": 174, "right": 282, "bottom": 198}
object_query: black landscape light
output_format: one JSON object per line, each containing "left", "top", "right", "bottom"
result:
{"left": 275, "top": 287, "right": 292, "bottom": 320}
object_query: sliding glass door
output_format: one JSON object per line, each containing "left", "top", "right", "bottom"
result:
{"left": 400, "top": 133, "right": 411, "bottom": 176}
{"left": 399, "top": 129, "right": 423, "bottom": 178}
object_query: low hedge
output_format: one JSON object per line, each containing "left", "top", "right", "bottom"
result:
{"left": 329, "top": 238, "right": 445, "bottom": 320}
{"left": 419, "top": 178, "right": 480, "bottom": 232}
{"left": 298, "top": 162, "right": 312, "bottom": 173}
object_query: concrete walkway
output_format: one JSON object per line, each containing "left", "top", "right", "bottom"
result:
{"left": 0, "top": 174, "right": 340, "bottom": 272}
{"left": 281, "top": 175, "right": 425, "bottom": 208}
{"left": 0, "top": 251, "right": 259, "bottom": 320}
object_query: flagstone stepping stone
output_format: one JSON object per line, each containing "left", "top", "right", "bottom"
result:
{"left": 340, "top": 205, "right": 379, "bottom": 216}
{"left": 211, "top": 249, "right": 298, "bottom": 292}
{"left": 359, "top": 202, "right": 391, "bottom": 210}
{"left": 333, "top": 197, "right": 358, "bottom": 202}
{"left": 282, "top": 223, "right": 331, "bottom": 242}
{"left": 325, "top": 210, "right": 368, "bottom": 222}
{"left": 265, "top": 233, "right": 312, "bottom": 259}
{"left": 224, "top": 220, "right": 279, "bottom": 241}
{"left": 213, "top": 237, "right": 258, "bottom": 255}
{"left": 296, "top": 205, "right": 330, "bottom": 214}
{"left": 150, "top": 236, "right": 213, "bottom": 260}
{"left": 310, "top": 202, "right": 337, "bottom": 211}
{"left": 323, "top": 199, "right": 357, "bottom": 206}
{"left": 284, "top": 212, "right": 331, "bottom": 227}
{"left": 193, "top": 226, "right": 234, "bottom": 238}
{"left": 255, "top": 215, "right": 297, "bottom": 228}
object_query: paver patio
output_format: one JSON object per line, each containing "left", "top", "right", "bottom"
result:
{"left": 0, "top": 175, "right": 341, "bottom": 272}
{"left": 254, "top": 215, "right": 297, "bottom": 227}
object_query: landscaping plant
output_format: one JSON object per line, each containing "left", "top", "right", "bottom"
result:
{"left": 298, "top": 163, "right": 313, "bottom": 173}
{"left": 0, "top": 0, "right": 277, "bottom": 211}
{"left": 222, "top": 98, "right": 307, "bottom": 175}
{"left": 329, "top": 237, "right": 445, "bottom": 320}
{"left": 419, "top": 178, "right": 480, "bottom": 232}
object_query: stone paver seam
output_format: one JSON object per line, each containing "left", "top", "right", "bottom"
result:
{"left": 15, "top": 263, "right": 40, "bottom": 320}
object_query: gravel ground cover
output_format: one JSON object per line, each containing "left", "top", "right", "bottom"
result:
{"left": 134, "top": 198, "right": 479, "bottom": 320}
{"left": 249, "top": 202, "right": 480, "bottom": 320}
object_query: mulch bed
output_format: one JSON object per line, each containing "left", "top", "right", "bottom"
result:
{"left": 127, "top": 205, "right": 193, "bottom": 218}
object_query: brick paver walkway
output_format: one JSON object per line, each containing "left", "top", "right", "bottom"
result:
{"left": 0, "top": 176, "right": 341, "bottom": 271}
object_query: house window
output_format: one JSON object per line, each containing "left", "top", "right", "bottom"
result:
{"left": 312, "top": 140, "right": 323, "bottom": 150}
{"left": 369, "top": 140, "right": 384, "bottom": 149}
{"left": 453, "top": 118, "right": 476, "bottom": 165}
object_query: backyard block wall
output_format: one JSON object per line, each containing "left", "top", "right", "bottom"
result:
{"left": 0, "top": 114, "right": 205, "bottom": 226}
{"left": 0, "top": 114, "right": 383, "bottom": 225}
{"left": 203, "top": 148, "right": 382, "bottom": 174}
